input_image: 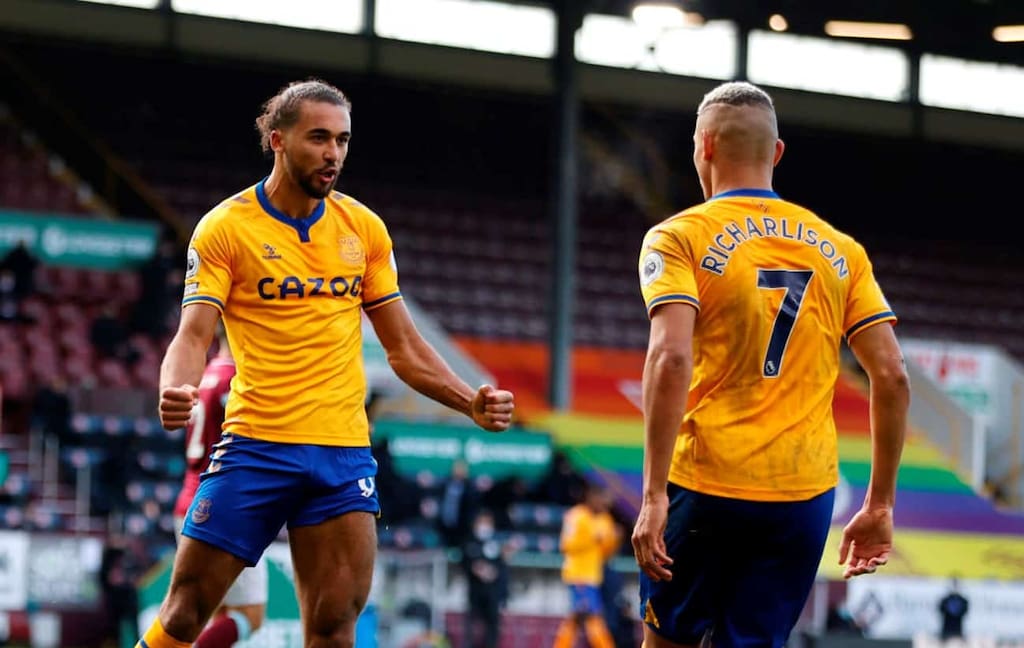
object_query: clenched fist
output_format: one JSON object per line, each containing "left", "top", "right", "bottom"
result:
{"left": 470, "top": 384, "right": 514, "bottom": 432}
{"left": 159, "top": 384, "right": 199, "bottom": 431}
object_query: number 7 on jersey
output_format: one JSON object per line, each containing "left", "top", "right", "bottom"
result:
{"left": 757, "top": 269, "right": 814, "bottom": 378}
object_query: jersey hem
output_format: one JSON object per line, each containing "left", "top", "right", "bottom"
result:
{"left": 668, "top": 476, "right": 837, "bottom": 502}
{"left": 224, "top": 428, "right": 371, "bottom": 448}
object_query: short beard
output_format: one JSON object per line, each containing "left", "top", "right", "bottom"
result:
{"left": 285, "top": 156, "right": 335, "bottom": 199}
{"left": 297, "top": 172, "right": 334, "bottom": 199}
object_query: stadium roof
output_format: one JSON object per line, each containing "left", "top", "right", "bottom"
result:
{"left": 517, "top": 0, "right": 1024, "bottom": 65}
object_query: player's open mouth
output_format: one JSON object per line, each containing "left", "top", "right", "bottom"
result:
{"left": 318, "top": 170, "right": 337, "bottom": 183}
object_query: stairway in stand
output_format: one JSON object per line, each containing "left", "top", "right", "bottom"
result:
{"left": 0, "top": 431, "right": 106, "bottom": 534}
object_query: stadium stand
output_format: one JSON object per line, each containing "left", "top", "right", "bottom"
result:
{"left": 0, "top": 108, "right": 100, "bottom": 216}
{"left": 871, "top": 243, "right": 1024, "bottom": 361}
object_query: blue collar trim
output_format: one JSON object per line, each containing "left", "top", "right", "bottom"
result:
{"left": 255, "top": 178, "right": 325, "bottom": 243}
{"left": 711, "top": 188, "right": 780, "bottom": 200}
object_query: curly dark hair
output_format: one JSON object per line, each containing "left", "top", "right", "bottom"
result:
{"left": 255, "top": 78, "right": 352, "bottom": 153}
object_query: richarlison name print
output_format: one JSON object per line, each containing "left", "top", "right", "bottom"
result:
{"left": 700, "top": 215, "right": 849, "bottom": 278}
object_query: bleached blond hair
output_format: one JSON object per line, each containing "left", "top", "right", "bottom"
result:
{"left": 697, "top": 81, "right": 775, "bottom": 115}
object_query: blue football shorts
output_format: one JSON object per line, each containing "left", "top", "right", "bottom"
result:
{"left": 181, "top": 434, "right": 380, "bottom": 566}
{"left": 568, "top": 584, "right": 604, "bottom": 617}
{"left": 639, "top": 483, "right": 834, "bottom": 648}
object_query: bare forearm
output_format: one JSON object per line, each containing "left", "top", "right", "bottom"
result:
{"left": 642, "top": 347, "right": 691, "bottom": 501}
{"left": 159, "top": 333, "right": 210, "bottom": 391}
{"left": 387, "top": 339, "right": 475, "bottom": 417}
{"left": 866, "top": 375, "right": 909, "bottom": 509}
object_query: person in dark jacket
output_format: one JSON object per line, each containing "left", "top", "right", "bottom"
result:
{"left": 938, "top": 577, "right": 969, "bottom": 642}
{"left": 460, "top": 509, "right": 514, "bottom": 648}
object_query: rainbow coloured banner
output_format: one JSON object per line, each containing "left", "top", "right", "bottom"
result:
{"left": 454, "top": 338, "right": 1024, "bottom": 580}
{"left": 528, "top": 394, "right": 1024, "bottom": 581}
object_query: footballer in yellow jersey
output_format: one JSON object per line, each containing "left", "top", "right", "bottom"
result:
{"left": 183, "top": 180, "right": 399, "bottom": 447}
{"left": 554, "top": 484, "right": 618, "bottom": 648}
{"left": 631, "top": 81, "right": 908, "bottom": 648}
{"left": 559, "top": 504, "right": 618, "bottom": 586}
{"left": 138, "top": 80, "right": 515, "bottom": 648}
{"left": 639, "top": 192, "right": 895, "bottom": 501}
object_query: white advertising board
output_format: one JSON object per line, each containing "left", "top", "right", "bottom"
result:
{"left": 0, "top": 531, "right": 29, "bottom": 610}
{"left": 847, "top": 576, "right": 1024, "bottom": 641}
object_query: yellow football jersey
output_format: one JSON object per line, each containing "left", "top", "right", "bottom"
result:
{"left": 559, "top": 505, "right": 618, "bottom": 585}
{"left": 182, "top": 180, "right": 401, "bottom": 446}
{"left": 639, "top": 189, "right": 895, "bottom": 501}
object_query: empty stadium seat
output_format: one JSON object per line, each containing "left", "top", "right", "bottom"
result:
{"left": 136, "top": 451, "right": 186, "bottom": 480}
{"left": 60, "top": 446, "right": 108, "bottom": 471}
{"left": 507, "top": 502, "right": 568, "bottom": 532}
{"left": 1, "top": 471, "right": 31, "bottom": 501}
{"left": 0, "top": 116, "right": 99, "bottom": 215}
{"left": 0, "top": 504, "right": 26, "bottom": 529}
{"left": 378, "top": 522, "right": 442, "bottom": 550}
{"left": 124, "top": 511, "right": 157, "bottom": 535}
{"left": 24, "top": 503, "right": 69, "bottom": 532}
{"left": 495, "top": 530, "right": 560, "bottom": 555}
{"left": 871, "top": 246, "right": 1024, "bottom": 362}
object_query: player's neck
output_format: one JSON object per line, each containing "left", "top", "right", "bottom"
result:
{"left": 709, "top": 168, "right": 774, "bottom": 199}
{"left": 263, "top": 168, "right": 320, "bottom": 219}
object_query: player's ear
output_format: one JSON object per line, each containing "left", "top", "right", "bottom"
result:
{"left": 269, "top": 128, "right": 285, "bottom": 154}
{"left": 701, "top": 129, "right": 715, "bottom": 161}
{"left": 773, "top": 138, "right": 785, "bottom": 167}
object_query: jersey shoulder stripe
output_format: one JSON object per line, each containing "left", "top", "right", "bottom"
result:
{"left": 182, "top": 295, "right": 226, "bottom": 310}
{"left": 646, "top": 293, "right": 700, "bottom": 313}
{"left": 846, "top": 311, "right": 897, "bottom": 340}
{"left": 363, "top": 292, "right": 402, "bottom": 310}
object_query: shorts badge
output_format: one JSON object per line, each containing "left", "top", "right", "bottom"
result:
{"left": 191, "top": 498, "right": 212, "bottom": 524}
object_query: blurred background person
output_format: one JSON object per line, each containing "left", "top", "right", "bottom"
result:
{"left": 938, "top": 576, "right": 969, "bottom": 644}
{"left": 0, "top": 240, "right": 38, "bottom": 303}
{"left": 437, "top": 459, "right": 481, "bottom": 550}
{"left": 554, "top": 482, "right": 619, "bottom": 648}
{"left": 600, "top": 509, "right": 637, "bottom": 648}
{"left": 460, "top": 508, "right": 514, "bottom": 648}
{"left": 532, "top": 450, "right": 587, "bottom": 507}
{"left": 826, "top": 596, "right": 866, "bottom": 637}
{"left": 99, "top": 534, "right": 143, "bottom": 647}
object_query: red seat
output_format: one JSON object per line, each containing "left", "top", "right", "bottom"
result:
{"left": 83, "top": 269, "right": 113, "bottom": 301}
{"left": 0, "top": 368, "right": 29, "bottom": 401}
{"left": 52, "top": 267, "right": 82, "bottom": 300}
{"left": 96, "top": 358, "right": 131, "bottom": 388}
